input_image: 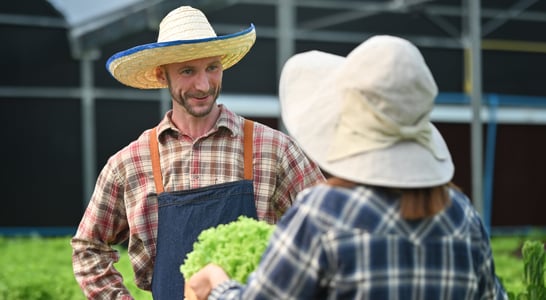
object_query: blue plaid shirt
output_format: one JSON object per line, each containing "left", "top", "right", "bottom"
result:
{"left": 209, "top": 184, "right": 508, "bottom": 300}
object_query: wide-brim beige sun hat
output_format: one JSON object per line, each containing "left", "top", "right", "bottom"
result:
{"left": 106, "top": 6, "right": 256, "bottom": 89}
{"left": 280, "top": 35, "right": 454, "bottom": 188}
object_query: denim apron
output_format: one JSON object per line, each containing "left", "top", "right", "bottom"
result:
{"left": 149, "top": 120, "right": 258, "bottom": 299}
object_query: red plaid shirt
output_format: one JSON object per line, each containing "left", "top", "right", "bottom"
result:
{"left": 71, "top": 105, "right": 324, "bottom": 299}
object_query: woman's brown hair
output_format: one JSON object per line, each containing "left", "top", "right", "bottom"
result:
{"left": 326, "top": 177, "right": 458, "bottom": 220}
{"left": 397, "top": 183, "right": 457, "bottom": 220}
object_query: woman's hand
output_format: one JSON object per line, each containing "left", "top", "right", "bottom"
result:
{"left": 187, "top": 264, "right": 230, "bottom": 300}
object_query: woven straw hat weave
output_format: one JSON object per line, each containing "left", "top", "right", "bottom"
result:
{"left": 106, "top": 6, "right": 256, "bottom": 89}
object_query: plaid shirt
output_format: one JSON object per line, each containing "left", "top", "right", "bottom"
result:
{"left": 210, "top": 185, "right": 508, "bottom": 300}
{"left": 71, "top": 105, "right": 324, "bottom": 299}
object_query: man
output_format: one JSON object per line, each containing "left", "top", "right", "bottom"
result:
{"left": 71, "top": 6, "right": 324, "bottom": 300}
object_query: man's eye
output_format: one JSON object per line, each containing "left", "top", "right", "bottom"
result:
{"left": 180, "top": 69, "right": 193, "bottom": 75}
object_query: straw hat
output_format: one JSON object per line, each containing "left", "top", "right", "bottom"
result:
{"left": 279, "top": 35, "right": 454, "bottom": 188}
{"left": 106, "top": 6, "right": 256, "bottom": 89}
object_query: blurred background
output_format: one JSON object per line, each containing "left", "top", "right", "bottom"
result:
{"left": 1, "top": 0, "right": 545, "bottom": 236}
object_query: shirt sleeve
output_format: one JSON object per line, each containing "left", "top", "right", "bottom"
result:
{"left": 272, "top": 136, "right": 325, "bottom": 215}
{"left": 209, "top": 280, "right": 245, "bottom": 299}
{"left": 477, "top": 241, "right": 509, "bottom": 300}
{"left": 474, "top": 213, "right": 509, "bottom": 300}
{"left": 71, "top": 159, "right": 133, "bottom": 299}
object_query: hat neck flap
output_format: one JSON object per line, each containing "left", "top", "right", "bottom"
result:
{"left": 327, "top": 89, "right": 447, "bottom": 162}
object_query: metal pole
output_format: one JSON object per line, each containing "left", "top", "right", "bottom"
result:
{"left": 80, "top": 49, "right": 100, "bottom": 206}
{"left": 276, "top": 0, "right": 295, "bottom": 132}
{"left": 276, "top": 0, "right": 295, "bottom": 79}
{"left": 465, "top": 0, "right": 484, "bottom": 218}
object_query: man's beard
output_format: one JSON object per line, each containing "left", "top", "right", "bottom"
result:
{"left": 172, "top": 87, "right": 220, "bottom": 118}
{"left": 165, "top": 75, "right": 221, "bottom": 118}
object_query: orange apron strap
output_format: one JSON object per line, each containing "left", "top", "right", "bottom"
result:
{"left": 150, "top": 122, "right": 251, "bottom": 192}
{"left": 243, "top": 119, "right": 254, "bottom": 180}
{"left": 149, "top": 127, "right": 165, "bottom": 194}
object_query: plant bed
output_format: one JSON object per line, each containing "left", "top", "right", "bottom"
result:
{"left": 0, "top": 233, "right": 544, "bottom": 299}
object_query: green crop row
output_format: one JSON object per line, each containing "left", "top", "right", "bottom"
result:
{"left": 0, "top": 235, "right": 544, "bottom": 300}
{"left": 0, "top": 236, "right": 152, "bottom": 300}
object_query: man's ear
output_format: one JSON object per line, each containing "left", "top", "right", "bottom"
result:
{"left": 155, "top": 66, "right": 166, "bottom": 84}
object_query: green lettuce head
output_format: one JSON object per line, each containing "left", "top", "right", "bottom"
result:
{"left": 180, "top": 216, "right": 275, "bottom": 283}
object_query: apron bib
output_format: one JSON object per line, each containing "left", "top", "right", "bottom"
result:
{"left": 149, "top": 120, "right": 257, "bottom": 299}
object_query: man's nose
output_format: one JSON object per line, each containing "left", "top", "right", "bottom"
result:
{"left": 193, "top": 71, "right": 210, "bottom": 91}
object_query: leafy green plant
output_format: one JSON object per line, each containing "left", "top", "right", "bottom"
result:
{"left": 0, "top": 236, "right": 84, "bottom": 300}
{"left": 509, "top": 240, "right": 546, "bottom": 300}
{"left": 0, "top": 236, "right": 152, "bottom": 300}
{"left": 180, "top": 216, "right": 275, "bottom": 283}
{"left": 0, "top": 232, "right": 543, "bottom": 300}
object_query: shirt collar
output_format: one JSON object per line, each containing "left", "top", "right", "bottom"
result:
{"left": 155, "top": 104, "right": 243, "bottom": 138}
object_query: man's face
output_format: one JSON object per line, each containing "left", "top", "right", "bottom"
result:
{"left": 158, "top": 56, "right": 223, "bottom": 118}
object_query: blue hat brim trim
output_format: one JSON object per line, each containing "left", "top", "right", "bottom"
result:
{"left": 106, "top": 24, "right": 255, "bottom": 71}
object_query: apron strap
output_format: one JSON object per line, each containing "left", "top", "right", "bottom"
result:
{"left": 149, "top": 127, "right": 164, "bottom": 194}
{"left": 149, "top": 119, "right": 255, "bottom": 194}
{"left": 243, "top": 119, "right": 254, "bottom": 180}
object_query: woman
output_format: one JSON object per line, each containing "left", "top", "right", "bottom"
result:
{"left": 187, "top": 35, "right": 508, "bottom": 300}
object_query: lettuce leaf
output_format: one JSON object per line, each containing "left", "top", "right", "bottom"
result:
{"left": 180, "top": 216, "right": 275, "bottom": 283}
